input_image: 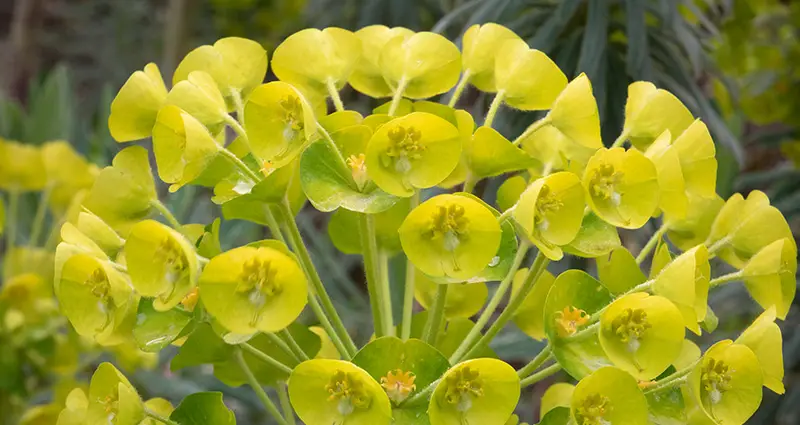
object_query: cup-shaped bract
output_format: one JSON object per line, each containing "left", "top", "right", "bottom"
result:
{"left": 152, "top": 105, "right": 221, "bottom": 192}
{"left": 570, "top": 367, "right": 648, "bottom": 425}
{"left": 519, "top": 125, "right": 596, "bottom": 175}
{"left": 75, "top": 211, "right": 124, "bottom": 257}
{"left": 582, "top": 147, "right": 659, "bottom": 229}
{"left": 511, "top": 269, "right": 556, "bottom": 341}
{"left": 688, "top": 341, "right": 763, "bottom": 425}
{"left": 513, "top": 171, "right": 585, "bottom": 260}
{"left": 108, "top": 63, "right": 168, "bottom": 142}
{"left": 350, "top": 26, "right": 414, "bottom": 98}
{"left": 165, "top": 71, "right": 228, "bottom": 127}
{"left": 494, "top": 39, "right": 567, "bottom": 110}
{"left": 57, "top": 253, "right": 137, "bottom": 346}
{"left": 244, "top": 81, "right": 318, "bottom": 167}
{"left": 429, "top": 358, "right": 520, "bottom": 425}
{"left": 735, "top": 307, "right": 784, "bottom": 394}
{"left": 652, "top": 245, "right": 710, "bottom": 335}
{"left": 379, "top": 32, "right": 461, "bottom": 99}
{"left": 741, "top": 238, "right": 797, "bottom": 319}
{"left": 199, "top": 245, "right": 308, "bottom": 335}
{"left": 289, "top": 359, "right": 392, "bottom": 425}
{"left": 546, "top": 73, "right": 602, "bottom": 149}
{"left": 665, "top": 193, "right": 723, "bottom": 251}
{"left": 173, "top": 37, "right": 268, "bottom": 107}
{"left": 671, "top": 119, "right": 717, "bottom": 198}
{"left": 461, "top": 23, "right": 521, "bottom": 92}
{"left": 55, "top": 388, "right": 89, "bottom": 425}
{"left": 41, "top": 140, "right": 98, "bottom": 214}
{"left": 272, "top": 27, "right": 361, "bottom": 94}
{"left": 413, "top": 270, "right": 488, "bottom": 319}
{"left": 599, "top": 293, "right": 685, "bottom": 380}
{"left": 0, "top": 139, "right": 46, "bottom": 191}
{"left": 707, "top": 190, "right": 794, "bottom": 269}
{"left": 623, "top": 81, "right": 694, "bottom": 149}
{"left": 644, "top": 130, "right": 689, "bottom": 218}
{"left": 399, "top": 194, "right": 501, "bottom": 281}
{"left": 82, "top": 146, "right": 157, "bottom": 235}
{"left": 124, "top": 220, "right": 199, "bottom": 311}
{"left": 86, "top": 363, "right": 143, "bottom": 425}
{"left": 365, "top": 112, "right": 461, "bottom": 197}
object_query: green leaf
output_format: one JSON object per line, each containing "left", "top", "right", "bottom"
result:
{"left": 196, "top": 218, "right": 223, "bottom": 258}
{"left": 170, "top": 392, "right": 236, "bottom": 425}
{"left": 576, "top": 0, "right": 608, "bottom": 82}
{"left": 562, "top": 213, "right": 620, "bottom": 258}
{"left": 132, "top": 299, "right": 193, "bottom": 352}
{"left": 171, "top": 323, "right": 231, "bottom": 370}
{"left": 528, "top": 0, "right": 582, "bottom": 53}
{"left": 353, "top": 336, "right": 449, "bottom": 395}
{"left": 25, "top": 65, "right": 74, "bottom": 144}
{"left": 467, "top": 126, "right": 538, "bottom": 179}
{"left": 625, "top": 0, "right": 650, "bottom": 79}
{"left": 645, "top": 387, "right": 686, "bottom": 425}
{"left": 328, "top": 197, "right": 409, "bottom": 254}
{"left": 595, "top": 247, "right": 646, "bottom": 294}
{"left": 538, "top": 406, "right": 571, "bottom": 425}
{"left": 392, "top": 406, "right": 431, "bottom": 425}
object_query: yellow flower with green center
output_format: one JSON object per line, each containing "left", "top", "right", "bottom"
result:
{"left": 688, "top": 341, "right": 763, "bottom": 425}
{"left": 651, "top": 245, "right": 709, "bottom": 335}
{"left": 665, "top": 193, "right": 723, "bottom": 251}
{"left": 461, "top": 23, "right": 521, "bottom": 92}
{"left": 413, "top": 270, "right": 488, "bottom": 319}
{"left": 379, "top": 32, "right": 461, "bottom": 99}
{"left": 289, "top": 359, "right": 391, "bottom": 425}
{"left": 108, "top": 63, "right": 168, "bottom": 142}
{"left": 429, "top": 359, "right": 520, "bottom": 425}
{"left": 85, "top": 363, "right": 143, "bottom": 425}
{"left": 365, "top": 112, "right": 461, "bottom": 197}
{"left": 599, "top": 293, "right": 684, "bottom": 380}
{"left": 380, "top": 369, "right": 417, "bottom": 404}
{"left": 350, "top": 25, "right": 414, "bottom": 98}
{"left": 0, "top": 139, "right": 47, "bottom": 191}
{"left": 582, "top": 147, "right": 659, "bottom": 229}
{"left": 399, "top": 194, "right": 501, "bottom": 280}
{"left": 735, "top": 307, "right": 785, "bottom": 394}
{"left": 243, "top": 81, "right": 318, "bottom": 167}
{"left": 513, "top": 171, "right": 585, "bottom": 260}
{"left": 494, "top": 39, "right": 567, "bottom": 110}
{"left": 570, "top": 367, "right": 647, "bottom": 425}
{"left": 199, "top": 244, "right": 308, "bottom": 334}
{"left": 272, "top": 27, "right": 361, "bottom": 96}
{"left": 622, "top": 81, "right": 694, "bottom": 149}
{"left": 124, "top": 220, "right": 199, "bottom": 311}
{"left": 741, "top": 238, "right": 797, "bottom": 319}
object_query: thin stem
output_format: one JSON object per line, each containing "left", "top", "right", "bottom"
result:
{"left": 308, "top": 294, "right": 351, "bottom": 359}
{"left": 277, "top": 381, "right": 297, "bottom": 425}
{"left": 497, "top": 206, "right": 516, "bottom": 223}
{"left": 379, "top": 251, "right": 395, "bottom": 336}
{"left": 359, "top": 213, "right": 389, "bottom": 337}
{"left": 462, "top": 173, "right": 478, "bottom": 194}
{"left": 448, "top": 242, "right": 530, "bottom": 364}
{"left": 234, "top": 348, "right": 290, "bottom": 425}
{"left": 709, "top": 270, "right": 744, "bottom": 288}
{"left": 265, "top": 206, "right": 287, "bottom": 244}
{"left": 144, "top": 408, "right": 181, "bottom": 425}
{"left": 3, "top": 190, "right": 19, "bottom": 274}
{"left": 317, "top": 124, "right": 350, "bottom": 171}
{"left": 462, "top": 252, "right": 550, "bottom": 361}
{"left": 278, "top": 201, "right": 357, "bottom": 356}
{"left": 643, "top": 361, "right": 698, "bottom": 395}
{"left": 239, "top": 342, "right": 293, "bottom": 375}
{"left": 706, "top": 236, "right": 731, "bottom": 255}
{"left": 520, "top": 363, "right": 561, "bottom": 388}
{"left": 403, "top": 378, "right": 440, "bottom": 407}
{"left": 223, "top": 113, "right": 250, "bottom": 144}
{"left": 263, "top": 332, "right": 302, "bottom": 364}
{"left": 401, "top": 191, "right": 421, "bottom": 340}
{"left": 388, "top": 78, "right": 409, "bottom": 116}
{"left": 516, "top": 344, "right": 552, "bottom": 378}
{"left": 610, "top": 130, "right": 629, "bottom": 148}
{"left": 29, "top": 186, "right": 51, "bottom": 246}
{"left": 280, "top": 329, "right": 310, "bottom": 362}
{"left": 150, "top": 199, "right": 181, "bottom": 230}
{"left": 230, "top": 88, "right": 246, "bottom": 123}
{"left": 422, "top": 284, "right": 449, "bottom": 344}
{"left": 326, "top": 78, "right": 345, "bottom": 112}
{"left": 511, "top": 117, "right": 550, "bottom": 145}
{"left": 447, "top": 70, "right": 472, "bottom": 107}
{"left": 217, "top": 146, "right": 261, "bottom": 183}
{"left": 636, "top": 222, "right": 669, "bottom": 265}
{"left": 484, "top": 90, "right": 505, "bottom": 128}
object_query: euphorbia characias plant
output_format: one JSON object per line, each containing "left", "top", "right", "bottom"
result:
{"left": 42, "top": 21, "right": 796, "bottom": 425}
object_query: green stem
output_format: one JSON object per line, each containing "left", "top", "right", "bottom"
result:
{"left": 308, "top": 293, "right": 352, "bottom": 359}
{"left": 317, "top": 125, "right": 350, "bottom": 172}
{"left": 150, "top": 199, "right": 181, "bottom": 230}
{"left": 484, "top": 90, "right": 505, "bottom": 128}
{"left": 520, "top": 363, "right": 561, "bottom": 388}
{"left": 403, "top": 378, "right": 439, "bottom": 407}
{"left": 326, "top": 78, "right": 345, "bottom": 112}
{"left": 516, "top": 344, "right": 552, "bottom": 378}
{"left": 706, "top": 236, "right": 731, "bottom": 255}
{"left": 279, "top": 201, "right": 357, "bottom": 356}
{"left": 230, "top": 88, "right": 246, "bottom": 123}
{"left": 447, "top": 70, "right": 472, "bottom": 107}
{"left": 462, "top": 252, "right": 550, "bottom": 361}
{"left": 144, "top": 408, "right": 181, "bottom": 425}
{"left": 277, "top": 381, "right": 297, "bottom": 425}
{"left": 359, "top": 213, "right": 390, "bottom": 337}
{"left": 636, "top": 222, "right": 669, "bottom": 265}
{"left": 29, "top": 186, "right": 51, "bottom": 246}
{"left": 234, "top": 348, "right": 290, "bottom": 425}
{"left": 217, "top": 146, "right": 262, "bottom": 183}
{"left": 422, "top": 284, "right": 448, "bottom": 344}
{"left": 511, "top": 117, "right": 550, "bottom": 145}
{"left": 401, "top": 191, "right": 421, "bottom": 340}
{"left": 239, "top": 342, "right": 293, "bottom": 375}
{"left": 709, "top": 270, "right": 744, "bottom": 288}
{"left": 388, "top": 78, "right": 409, "bottom": 116}
{"left": 280, "top": 329, "right": 310, "bottom": 361}
{"left": 448, "top": 242, "right": 530, "bottom": 364}
{"left": 643, "top": 361, "right": 698, "bottom": 395}
{"left": 223, "top": 113, "right": 250, "bottom": 145}
{"left": 379, "top": 251, "right": 394, "bottom": 336}
{"left": 263, "top": 332, "right": 302, "bottom": 364}
{"left": 3, "top": 190, "right": 19, "bottom": 275}
{"left": 610, "top": 129, "right": 629, "bottom": 148}
{"left": 462, "top": 173, "right": 478, "bottom": 194}
{"left": 497, "top": 206, "right": 516, "bottom": 224}
{"left": 265, "top": 207, "right": 287, "bottom": 244}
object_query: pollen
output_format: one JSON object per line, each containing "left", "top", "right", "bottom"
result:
{"left": 554, "top": 306, "right": 590, "bottom": 337}
{"left": 347, "top": 153, "right": 368, "bottom": 189}
{"left": 701, "top": 358, "right": 732, "bottom": 406}
{"left": 534, "top": 184, "right": 563, "bottom": 228}
{"left": 236, "top": 257, "right": 283, "bottom": 325}
{"left": 326, "top": 370, "right": 372, "bottom": 415}
{"left": 576, "top": 393, "right": 612, "bottom": 425}
{"left": 380, "top": 369, "right": 417, "bottom": 404}
{"left": 589, "top": 163, "right": 624, "bottom": 205}
{"left": 443, "top": 366, "right": 484, "bottom": 412}
{"left": 381, "top": 125, "right": 426, "bottom": 174}
{"left": 610, "top": 308, "right": 650, "bottom": 347}
{"left": 180, "top": 287, "right": 200, "bottom": 312}
{"left": 280, "top": 95, "right": 305, "bottom": 132}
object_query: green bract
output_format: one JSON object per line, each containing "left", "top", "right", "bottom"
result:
{"left": 544, "top": 73, "right": 603, "bottom": 150}
{"left": 652, "top": 245, "right": 710, "bottom": 335}
{"left": 735, "top": 307, "right": 784, "bottom": 394}
{"left": 350, "top": 26, "right": 414, "bottom": 97}
{"left": 461, "top": 23, "right": 521, "bottom": 92}
{"left": 665, "top": 193, "right": 723, "bottom": 251}
{"left": 429, "top": 359, "right": 520, "bottom": 425}
{"left": 511, "top": 269, "right": 555, "bottom": 341}
{"left": 108, "top": 63, "right": 168, "bottom": 142}
{"left": 399, "top": 194, "right": 501, "bottom": 280}
{"left": 365, "top": 112, "right": 461, "bottom": 197}
{"left": 540, "top": 383, "right": 574, "bottom": 420}
{"left": 622, "top": 81, "right": 694, "bottom": 149}
{"left": 571, "top": 367, "right": 648, "bottom": 425}
{"left": 379, "top": 32, "right": 461, "bottom": 99}
{"left": 165, "top": 70, "right": 228, "bottom": 128}
{"left": 494, "top": 38, "right": 567, "bottom": 110}
{"left": 740, "top": 238, "right": 797, "bottom": 319}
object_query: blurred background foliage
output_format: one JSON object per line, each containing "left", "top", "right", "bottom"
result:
{"left": 0, "top": 0, "right": 798, "bottom": 424}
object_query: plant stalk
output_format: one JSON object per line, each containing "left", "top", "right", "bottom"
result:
{"left": 516, "top": 344, "right": 553, "bottom": 378}
{"left": 636, "top": 222, "right": 669, "bottom": 264}
{"left": 709, "top": 270, "right": 744, "bottom": 288}
{"left": 520, "top": 363, "right": 561, "bottom": 388}
{"left": 484, "top": 90, "right": 505, "bottom": 128}
{"left": 144, "top": 408, "right": 180, "bottom": 425}
{"left": 277, "top": 381, "right": 297, "bottom": 425}
{"left": 422, "top": 284, "right": 449, "bottom": 344}
{"left": 610, "top": 129, "right": 629, "bottom": 148}
{"left": 359, "top": 213, "right": 391, "bottom": 337}
{"left": 511, "top": 117, "right": 550, "bottom": 145}
{"left": 400, "top": 191, "right": 421, "bottom": 340}
{"left": 239, "top": 342, "right": 293, "bottom": 375}
{"left": 150, "top": 199, "right": 181, "bottom": 230}
{"left": 447, "top": 70, "right": 471, "bottom": 107}
{"left": 326, "top": 78, "right": 345, "bottom": 112}
{"left": 388, "top": 77, "right": 409, "bottom": 116}
{"left": 28, "top": 185, "right": 51, "bottom": 246}
{"left": 263, "top": 332, "right": 302, "bottom": 364}
{"left": 234, "top": 348, "right": 290, "bottom": 425}
{"left": 280, "top": 329, "right": 310, "bottom": 361}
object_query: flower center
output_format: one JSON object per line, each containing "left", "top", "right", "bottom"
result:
{"left": 381, "top": 125, "right": 425, "bottom": 174}
{"left": 280, "top": 95, "right": 305, "bottom": 140}
{"left": 347, "top": 153, "right": 368, "bottom": 190}
{"left": 443, "top": 366, "right": 484, "bottom": 413}
{"left": 157, "top": 237, "right": 189, "bottom": 301}
{"left": 554, "top": 306, "right": 589, "bottom": 337}
{"left": 424, "top": 204, "right": 470, "bottom": 251}
{"left": 589, "top": 163, "right": 624, "bottom": 205}
{"left": 85, "top": 267, "right": 115, "bottom": 331}
{"left": 326, "top": 370, "right": 372, "bottom": 416}
{"left": 380, "top": 369, "right": 417, "bottom": 404}
{"left": 534, "top": 184, "right": 563, "bottom": 230}
{"left": 576, "top": 393, "right": 612, "bottom": 425}
{"left": 610, "top": 308, "right": 650, "bottom": 355}
{"left": 701, "top": 358, "right": 732, "bottom": 408}
{"left": 236, "top": 257, "right": 282, "bottom": 326}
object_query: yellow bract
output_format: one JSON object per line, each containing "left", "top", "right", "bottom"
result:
{"left": 494, "top": 39, "right": 567, "bottom": 110}
{"left": 0, "top": 139, "right": 47, "bottom": 191}
{"left": 413, "top": 270, "right": 488, "bottom": 319}
{"left": 461, "top": 23, "right": 521, "bottom": 92}
{"left": 41, "top": 141, "right": 98, "bottom": 214}
{"left": 546, "top": 73, "right": 603, "bottom": 149}
{"left": 165, "top": 70, "right": 228, "bottom": 127}
{"left": 741, "top": 238, "right": 797, "bottom": 319}
{"left": 622, "top": 81, "right": 694, "bottom": 149}
{"left": 652, "top": 245, "right": 710, "bottom": 335}
{"left": 108, "top": 63, "right": 168, "bottom": 142}
{"left": 350, "top": 25, "right": 414, "bottom": 98}
{"left": 511, "top": 269, "right": 556, "bottom": 341}
{"left": 735, "top": 307, "right": 785, "bottom": 394}
{"left": 645, "top": 130, "right": 688, "bottom": 218}
{"left": 379, "top": 32, "right": 461, "bottom": 99}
